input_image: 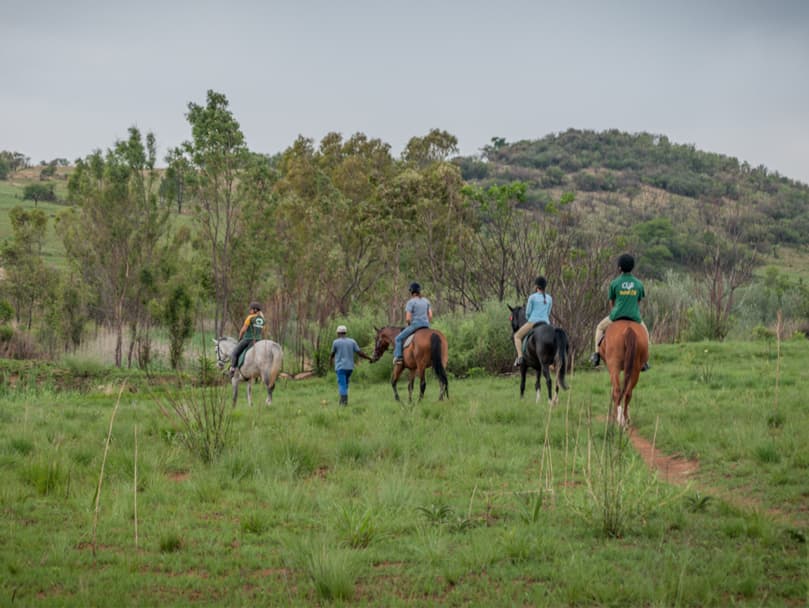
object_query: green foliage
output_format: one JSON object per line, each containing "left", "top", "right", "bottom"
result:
{"left": 160, "top": 383, "right": 232, "bottom": 464}
{"left": 162, "top": 285, "right": 194, "bottom": 370}
{"left": 22, "top": 182, "right": 56, "bottom": 203}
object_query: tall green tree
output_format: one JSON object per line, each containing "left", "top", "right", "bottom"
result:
{"left": 0, "top": 207, "right": 56, "bottom": 329}
{"left": 176, "top": 90, "right": 250, "bottom": 336}
{"left": 62, "top": 127, "right": 170, "bottom": 367}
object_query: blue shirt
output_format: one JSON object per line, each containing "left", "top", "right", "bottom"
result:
{"left": 526, "top": 291, "right": 552, "bottom": 323}
{"left": 331, "top": 337, "right": 362, "bottom": 371}
{"left": 406, "top": 296, "right": 431, "bottom": 325}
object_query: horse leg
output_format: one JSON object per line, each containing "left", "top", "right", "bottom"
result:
{"left": 246, "top": 379, "right": 254, "bottom": 407}
{"left": 231, "top": 377, "right": 239, "bottom": 408}
{"left": 609, "top": 369, "right": 622, "bottom": 423}
{"left": 263, "top": 370, "right": 273, "bottom": 406}
{"left": 543, "top": 365, "right": 554, "bottom": 406}
{"left": 418, "top": 366, "right": 427, "bottom": 401}
{"left": 534, "top": 368, "right": 542, "bottom": 405}
{"left": 391, "top": 366, "right": 402, "bottom": 401}
{"left": 407, "top": 370, "right": 416, "bottom": 402}
{"left": 519, "top": 364, "right": 527, "bottom": 399}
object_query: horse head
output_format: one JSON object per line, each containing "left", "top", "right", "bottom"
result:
{"left": 213, "top": 337, "right": 236, "bottom": 369}
{"left": 371, "top": 326, "right": 395, "bottom": 362}
{"left": 508, "top": 305, "right": 525, "bottom": 334}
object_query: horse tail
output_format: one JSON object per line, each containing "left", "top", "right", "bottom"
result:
{"left": 555, "top": 328, "right": 569, "bottom": 390}
{"left": 619, "top": 328, "right": 637, "bottom": 403}
{"left": 268, "top": 342, "right": 284, "bottom": 388}
{"left": 431, "top": 332, "right": 449, "bottom": 399}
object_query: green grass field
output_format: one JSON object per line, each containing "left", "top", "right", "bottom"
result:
{"left": 1, "top": 339, "right": 807, "bottom": 606}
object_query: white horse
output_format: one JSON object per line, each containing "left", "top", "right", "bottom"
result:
{"left": 213, "top": 337, "right": 284, "bottom": 407}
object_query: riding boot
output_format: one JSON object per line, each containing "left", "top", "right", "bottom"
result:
{"left": 589, "top": 352, "right": 600, "bottom": 367}
{"left": 339, "top": 395, "right": 347, "bottom": 406}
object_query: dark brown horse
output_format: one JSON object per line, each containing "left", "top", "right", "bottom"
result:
{"left": 371, "top": 326, "right": 449, "bottom": 402}
{"left": 508, "top": 305, "right": 569, "bottom": 405}
{"left": 599, "top": 320, "right": 649, "bottom": 427}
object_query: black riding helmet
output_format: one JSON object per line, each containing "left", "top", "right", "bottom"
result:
{"left": 249, "top": 301, "right": 262, "bottom": 311}
{"left": 409, "top": 282, "right": 421, "bottom": 294}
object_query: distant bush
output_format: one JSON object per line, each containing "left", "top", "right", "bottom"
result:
{"left": 22, "top": 183, "right": 56, "bottom": 203}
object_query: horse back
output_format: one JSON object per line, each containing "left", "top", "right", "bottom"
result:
{"left": 602, "top": 320, "right": 648, "bottom": 366}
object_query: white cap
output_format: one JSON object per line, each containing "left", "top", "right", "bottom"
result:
{"left": 336, "top": 325, "right": 347, "bottom": 334}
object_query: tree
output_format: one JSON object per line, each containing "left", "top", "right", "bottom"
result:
{"left": 22, "top": 183, "right": 56, "bottom": 206}
{"left": 0, "top": 207, "right": 56, "bottom": 330}
{"left": 162, "top": 283, "right": 194, "bottom": 370}
{"left": 178, "top": 90, "right": 250, "bottom": 337}
{"left": 62, "top": 127, "right": 171, "bottom": 366}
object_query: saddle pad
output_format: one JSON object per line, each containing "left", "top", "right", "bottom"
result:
{"left": 237, "top": 343, "right": 255, "bottom": 368}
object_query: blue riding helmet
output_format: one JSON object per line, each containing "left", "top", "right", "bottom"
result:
{"left": 409, "top": 282, "right": 421, "bottom": 294}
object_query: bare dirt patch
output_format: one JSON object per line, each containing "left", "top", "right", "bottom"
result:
{"left": 627, "top": 427, "right": 699, "bottom": 485}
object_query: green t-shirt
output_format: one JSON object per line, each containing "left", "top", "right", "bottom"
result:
{"left": 608, "top": 273, "right": 645, "bottom": 323}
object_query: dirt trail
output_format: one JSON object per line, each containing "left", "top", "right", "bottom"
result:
{"left": 627, "top": 427, "right": 699, "bottom": 485}
{"left": 627, "top": 426, "right": 807, "bottom": 529}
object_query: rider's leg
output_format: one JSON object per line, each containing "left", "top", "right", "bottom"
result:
{"left": 230, "top": 339, "right": 249, "bottom": 373}
{"left": 513, "top": 321, "right": 533, "bottom": 366}
{"left": 393, "top": 325, "right": 418, "bottom": 362}
{"left": 590, "top": 316, "right": 611, "bottom": 366}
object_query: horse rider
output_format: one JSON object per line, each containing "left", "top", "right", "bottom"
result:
{"left": 230, "top": 301, "right": 265, "bottom": 376}
{"left": 589, "top": 253, "right": 650, "bottom": 370}
{"left": 392, "top": 282, "right": 433, "bottom": 366}
{"left": 513, "top": 275, "right": 553, "bottom": 367}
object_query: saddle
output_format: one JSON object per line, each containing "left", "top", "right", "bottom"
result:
{"left": 236, "top": 342, "right": 256, "bottom": 369}
{"left": 403, "top": 327, "right": 429, "bottom": 350}
{"left": 523, "top": 321, "right": 548, "bottom": 347}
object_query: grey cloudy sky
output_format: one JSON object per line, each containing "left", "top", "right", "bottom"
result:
{"left": 3, "top": 0, "right": 809, "bottom": 183}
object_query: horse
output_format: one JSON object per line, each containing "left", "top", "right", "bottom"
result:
{"left": 598, "top": 319, "right": 648, "bottom": 427}
{"left": 508, "top": 305, "right": 569, "bottom": 405}
{"left": 213, "top": 337, "right": 284, "bottom": 407}
{"left": 370, "top": 326, "right": 449, "bottom": 402}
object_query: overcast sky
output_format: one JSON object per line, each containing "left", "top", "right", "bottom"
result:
{"left": 2, "top": 0, "right": 808, "bottom": 183}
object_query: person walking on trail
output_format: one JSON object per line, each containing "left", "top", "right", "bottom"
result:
{"left": 230, "top": 302, "right": 265, "bottom": 376}
{"left": 330, "top": 325, "right": 372, "bottom": 406}
{"left": 393, "top": 282, "right": 432, "bottom": 366}
{"left": 589, "top": 254, "right": 650, "bottom": 370}
{"left": 513, "top": 276, "right": 553, "bottom": 367}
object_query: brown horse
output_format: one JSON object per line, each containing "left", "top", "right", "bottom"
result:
{"left": 599, "top": 320, "right": 649, "bottom": 427}
{"left": 371, "top": 326, "right": 449, "bottom": 402}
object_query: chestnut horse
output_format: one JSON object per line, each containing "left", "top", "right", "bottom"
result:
{"left": 371, "top": 326, "right": 449, "bottom": 402}
{"left": 599, "top": 320, "right": 648, "bottom": 427}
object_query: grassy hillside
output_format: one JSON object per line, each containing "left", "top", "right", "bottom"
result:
{"left": 0, "top": 179, "right": 68, "bottom": 270}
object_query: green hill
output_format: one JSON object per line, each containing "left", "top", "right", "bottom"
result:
{"left": 455, "top": 130, "right": 809, "bottom": 271}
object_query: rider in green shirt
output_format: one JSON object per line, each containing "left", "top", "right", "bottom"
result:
{"left": 230, "top": 302, "right": 265, "bottom": 376}
{"left": 590, "top": 254, "right": 650, "bottom": 370}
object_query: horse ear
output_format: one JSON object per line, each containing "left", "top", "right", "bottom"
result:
{"left": 507, "top": 305, "right": 515, "bottom": 312}
{"left": 374, "top": 326, "right": 380, "bottom": 333}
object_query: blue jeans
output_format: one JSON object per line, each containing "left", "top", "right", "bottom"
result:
{"left": 393, "top": 322, "right": 429, "bottom": 359}
{"left": 336, "top": 369, "right": 353, "bottom": 397}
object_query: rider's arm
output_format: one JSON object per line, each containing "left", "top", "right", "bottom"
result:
{"left": 405, "top": 310, "right": 413, "bottom": 325}
{"left": 427, "top": 307, "right": 433, "bottom": 323}
{"left": 238, "top": 315, "right": 252, "bottom": 340}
